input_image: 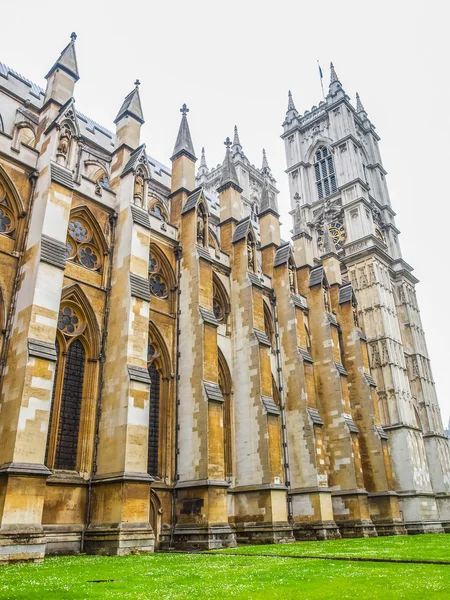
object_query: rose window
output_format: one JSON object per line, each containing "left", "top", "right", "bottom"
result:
{"left": 58, "top": 306, "right": 82, "bottom": 336}
{"left": 0, "top": 206, "right": 13, "bottom": 234}
{"left": 78, "top": 245, "right": 100, "bottom": 269}
{"left": 150, "top": 275, "right": 168, "bottom": 298}
{"left": 65, "top": 216, "right": 102, "bottom": 271}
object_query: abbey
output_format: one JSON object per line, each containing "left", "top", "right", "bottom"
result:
{"left": 0, "top": 35, "right": 449, "bottom": 564}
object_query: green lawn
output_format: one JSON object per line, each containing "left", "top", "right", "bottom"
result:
{"left": 212, "top": 533, "right": 450, "bottom": 562}
{"left": 0, "top": 541, "right": 449, "bottom": 600}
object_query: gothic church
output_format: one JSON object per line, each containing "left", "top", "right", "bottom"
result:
{"left": 0, "top": 34, "right": 449, "bottom": 563}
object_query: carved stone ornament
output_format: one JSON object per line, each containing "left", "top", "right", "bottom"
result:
{"left": 56, "top": 124, "right": 72, "bottom": 165}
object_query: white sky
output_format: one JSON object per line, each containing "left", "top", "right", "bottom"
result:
{"left": 2, "top": 0, "right": 449, "bottom": 425}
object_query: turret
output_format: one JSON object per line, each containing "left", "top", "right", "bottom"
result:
{"left": 218, "top": 137, "right": 243, "bottom": 254}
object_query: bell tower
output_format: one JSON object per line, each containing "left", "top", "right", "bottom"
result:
{"left": 283, "top": 63, "right": 450, "bottom": 534}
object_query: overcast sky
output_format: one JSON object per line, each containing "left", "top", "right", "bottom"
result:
{"left": 2, "top": 0, "right": 449, "bottom": 425}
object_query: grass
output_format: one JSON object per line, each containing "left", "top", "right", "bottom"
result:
{"left": 212, "top": 533, "right": 450, "bottom": 562}
{"left": 0, "top": 536, "right": 448, "bottom": 599}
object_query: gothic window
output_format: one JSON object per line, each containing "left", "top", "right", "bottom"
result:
{"left": 148, "top": 246, "right": 176, "bottom": 312}
{"left": 147, "top": 358, "right": 160, "bottom": 477}
{"left": 65, "top": 211, "right": 104, "bottom": 272}
{"left": 314, "top": 146, "right": 337, "bottom": 200}
{"left": 54, "top": 339, "right": 85, "bottom": 470}
{"left": 213, "top": 273, "right": 230, "bottom": 331}
{"left": 218, "top": 349, "right": 232, "bottom": 480}
{"left": 0, "top": 180, "right": 16, "bottom": 237}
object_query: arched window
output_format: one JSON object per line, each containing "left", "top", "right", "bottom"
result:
{"left": 314, "top": 146, "right": 337, "bottom": 199}
{"left": 148, "top": 245, "right": 176, "bottom": 313}
{"left": 45, "top": 286, "right": 100, "bottom": 475}
{"left": 65, "top": 208, "right": 106, "bottom": 272}
{"left": 54, "top": 339, "right": 85, "bottom": 470}
{"left": 213, "top": 273, "right": 230, "bottom": 331}
{"left": 218, "top": 349, "right": 232, "bottom": 480}
{"left": 263, "top": 301, "right": 275, "bottom": 348}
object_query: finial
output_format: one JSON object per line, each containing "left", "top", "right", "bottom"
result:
{"left": 233, "top": 125, "right": 241, "bottom": 147}
{"left": 356, "top": 92, "right": 365, "bottom": 114}
{"left": 287, "top": 90, "right": 296, "bottom": 112}
{"left": 180, "top": 104, "right": 189, "bottom": 116}
{"left": 70, "top": 32, "right": 77, "bottom": 41}
{"left": 224, "top": 137, "right": 232, "bottom": 149}
{"left": 134, "top": 79, "right": 141, "bottom": 88}
{"left": 330, "top": 62, "right": 338, "bottom": 83}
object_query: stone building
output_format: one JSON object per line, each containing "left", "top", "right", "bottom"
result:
{"left": 0, "top": 35, "right": 448, "bottom": 563}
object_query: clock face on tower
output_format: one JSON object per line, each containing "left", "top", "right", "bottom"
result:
{"left": 317, "top": 221, "right": 347, "bottom": 251}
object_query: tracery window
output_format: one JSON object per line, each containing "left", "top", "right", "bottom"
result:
{"left": 46, "top": 299, "right": 92, "bottom": 472}
{"left": 0, "top": 181, "right": 16, "bottom": 237}
{"left": 65, "top": 215, "right": 103, "bottom": 271}
{"left": 314, "top": 146, "right": 337, "bottom": 200}
{"left": 148, "top": 248, "right": 173, "bottom": 304}
{"left": 149, "top": 204, "right": 167, "bottom": 222}
{"left": 150, "top": 275, "right": 168, "bottom": 298}
{"left": 213, "top": 274, "right": 230, "bottom": 331}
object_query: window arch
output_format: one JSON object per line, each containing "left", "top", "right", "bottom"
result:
{"left": 65, "top": 206, "right": 107, "bottom": 272}
{"left": 148, "top": 245, "right": 176, "bottom": 313}
{"left": 148, "top": 194, "right": 169, "bottom": 223}
{"left": 46, "top": 285, "right": 100, "bottom": 476}
{"left": 147, "top": 322, "right": 173, "bottom": 480}
{"left": 314, "top": 146, "right": 337, "bottom": 199}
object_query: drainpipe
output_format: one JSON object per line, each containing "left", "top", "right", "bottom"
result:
{"left": 270, "top": 293, "right": 293, "bottom": 523}
{"left": 81, "top": 211, "right": 117, "bottom": 552}
{"left": 0, "top": 170, "right": 38, "bottom": 379}
{"left": 169, "top": 243, "right": 182, "bottom": 549}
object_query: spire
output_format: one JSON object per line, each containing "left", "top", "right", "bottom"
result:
{"left": 46, "top": 32, "right": 80, "bottom": 81}
{"left": 355, "top": 92, "right": 369, "bottom": 121}
{"left": 171, "top": 104, "right": 196, "bottom": 161}
{"left": 261, "top": 148, "right": 270, "bottom": 174}
{"left": 218, "top": 137, "right": 242, "bottom": 193}
{"left": 114, "top": 80, "right": 144, "bottom": 124}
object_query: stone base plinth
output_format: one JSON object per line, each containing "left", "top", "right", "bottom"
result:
{"left": 0, "top": 529, "right": 47, "bottom": 565}
{"left": 84, "top": 524, "right": 155, "bottom": 556}
{"left": 292, "top": 520, "right": 341, "bottom": 541}
{"left": 404, "top": 521, "right": 444, "bottom": 535}
{"left": 169, "top": 524, "right": 236, "bottom": 550}
{"left": 372, "top": 519, "right": 407, "bottom": 537}
{"left": 235, "top": 522, "right": 294, "bottom": 545}
{"left": 43, "top": 524, "right": 83, "bottom": 555}
{"left": 336, "top": 519, "right": 378, "bottom": 538}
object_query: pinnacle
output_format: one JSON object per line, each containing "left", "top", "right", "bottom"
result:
{"left": 218, "top": 137, "right": 241, "bottom": 191}
{"left": 171, "top": 104, "right": 196, "bottom": 161}
{"left": 287, "top": 89, "right": 297, "bottom": 113}
{"left": 356, "top": 92, "right": 366, "bottom": 114}
{"left": 330, "top": 62, "right": 338, "bottom": 83}
{"left": 45, "top": 32, "right": 80, "bottom": 81}
{"left": 262, "top": 148, "right": 270, "bottom": 173}
{"left": 200, "top": 146, "right": 208, "bottom": 169}
{"left": 233, "top": 125, "right": 241, "bottom": 147}
{"left": 114, "top": 81, "right": 144, "bottom": 125}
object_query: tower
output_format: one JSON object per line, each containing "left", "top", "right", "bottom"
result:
{"left": 282, "top": 63, "right": 450, "bottom": 533}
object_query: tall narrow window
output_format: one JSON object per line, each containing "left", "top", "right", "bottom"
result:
{"left": 314, "top": 146, "right": 337, "bottom": 200}
{"left": 45, "top": 339, "right": 60, "bottom": 466}
{"left": 147, "top": 361, "right": 160, "bottom": 477}
{"left": 54, "top": 339, "right": 85, "bottom": 470}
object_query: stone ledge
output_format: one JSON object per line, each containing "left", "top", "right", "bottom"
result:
{"left": 0, "top": 462, "right": 52, "bottom": 477}
{"left": 92, "top": 471, "right": 154, "bottom": 484}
